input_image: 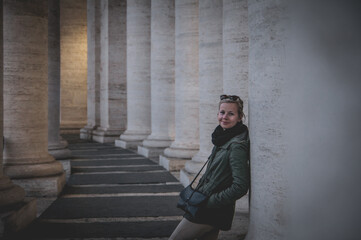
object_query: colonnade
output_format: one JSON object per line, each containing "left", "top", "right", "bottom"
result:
{"left": 85, "top": 0, "right": 250, "bottom": 183}
{"left": 82, "top": 0, "right": 251, "bottom": 213}
{"left": 1, "top": 0, "right": 360, "bottom": 239}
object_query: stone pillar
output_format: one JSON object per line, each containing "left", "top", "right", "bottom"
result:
{"left": 80, "top": 0, "right": 101, "bottom": 140}
{"left": 179, "top": 0, "right": 223, "bottom": 186}
{"left": 159, "top": 0, "right": 199, "bottom": 177}
{"left": 223, "top": 0, "right": 248, "bottom": 124}
{"left": 138, "top": 0, "right": 175, "bottom": 162}
{"left": 3, "top": 0, "right": 65, "bottom": 199}
{"left": 92, "top": 0, "right": 127, "bottom": 143}
{"left": 115, "top": 0, "right": 151, "bottom": 150}
{"left": 223, "top": 0, "right": 249, "bottom": 213}
{"left": 48, "top": 0, "right": 71, "bottom": 180}
{"left": 0, "top": 1, "right": 36, "bottom": 234}
{"left": 60, "top": 0, "right": 88, "bottom": 133}
{"left": 245, "top": 0, "right": 287, "bottom": 239}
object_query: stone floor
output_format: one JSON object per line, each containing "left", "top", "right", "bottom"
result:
{"left": 7, "top": 134, "right": 249, "bottom": 240}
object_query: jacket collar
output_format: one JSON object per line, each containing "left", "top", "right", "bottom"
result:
{"left": 219, "top": 130, "right": 249, "bottom": 150}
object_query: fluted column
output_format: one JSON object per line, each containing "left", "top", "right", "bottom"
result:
{"left": 80, "top": 0, "right": 101, "bottom": 140}
{"left": 160, "top": 0, "right": 199, "bottom": 174}
{"left": 3, "top": 0, "right": 65, "bottom": 198}
{"left": 245, "top": 0, "right": 287, "bottom": 239}
{"left": 179, "top": 0, "right": 223, "bottom": 185}
{"left": 92, "top": 0, "right": 127, "bottom": 143}
{"left": 116, "top": 0, "right": 151, "bottom": 150}
{"left": 223, "top": 0, "right": 249, "bottom": 213}
{"left": 48, "top": 0, "right": 71, "bottom": 180}
{"left": 138, "top": 0, "right": 175, "bottom": 161}
{"left": 223, "top": 0, "right": 248, "bottom": 124}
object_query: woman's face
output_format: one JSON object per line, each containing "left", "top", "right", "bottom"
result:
{"left": 218, "top": 103, "right": 241, "bottom": 129}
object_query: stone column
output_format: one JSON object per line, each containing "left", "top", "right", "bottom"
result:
{"left": 80, "top": 0, "right": 101, "bottom": 140}
{"left": 159, "top": 0, "right": 199, "bottom": 176}
{"left": 223, "top": 0, "right": 248, "bottom": 124}
{"left": 3, "top": 0, "right": 65, "bottom": 199}
{"left": 0, "top": 1, "right": 36, "bottom": 234}
{"left": 48, "top": 0, "right": 71, "bottom": 180}
{"left": 60, "top": 0, "right": 87, "bottom": 133}
{"left": 92, "top": 0, "right": 127, "bottom": 143}
{"left": 115, "top": 0, "right": 151, "bottom": 150}
{"left": 179, "top": 0, "right": 223, "bottom": 186}
{"left": 138, "top": 0, "right": 175, "bottom": 161}
{"left": 245, "top": 0, "right": 287, "bottom": 239}
{"left": 223, "top": 0, "right": 249, "bottom": 213}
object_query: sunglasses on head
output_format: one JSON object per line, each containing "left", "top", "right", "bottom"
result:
{"left": 220, "top": 94, "right": 240, "bottom": 101}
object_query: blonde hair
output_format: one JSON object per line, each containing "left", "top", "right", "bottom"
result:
{"left": 219, "top": 95, "right": 245, "bottom": 120}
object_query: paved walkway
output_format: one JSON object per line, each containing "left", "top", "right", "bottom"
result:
{"left": 13, "top": 134, "right": 248, "bottom": 239}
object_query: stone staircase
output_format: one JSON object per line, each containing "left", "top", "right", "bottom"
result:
{"left": 7, "top": 134, "right": 248, "bottom": 239}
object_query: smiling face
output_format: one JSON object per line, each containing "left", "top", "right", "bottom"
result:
{"left": 218, "top": 103, "right": 242, "bottom": 129}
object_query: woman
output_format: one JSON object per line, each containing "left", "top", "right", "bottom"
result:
{"left": 169, "top": 94, "right": 250, "bottom": 240}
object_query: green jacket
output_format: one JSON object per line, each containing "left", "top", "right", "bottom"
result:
{"left": 197, "top": 133, "right": 250, "bottom": 208}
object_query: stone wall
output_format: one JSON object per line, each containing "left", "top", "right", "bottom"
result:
{"left": 60, "top": 0, "right": 87, "bottom": 132}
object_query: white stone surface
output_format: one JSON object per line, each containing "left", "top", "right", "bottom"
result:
{"left": 118, "top": 0, "right": 151, "bottom": 145}
{"left": 137, "top": 146, "right": 164, "bottom": 163}
{"left": 141, "top": 0, "right": 175, "bottom": 152}
{"left": 245, "top": 0, "right": 287, "bottom": 239}
{"left": 223, "top": 0, "right": 249, "bottom": 124}
{"left": 115, "top": 139, "right": 141, "bottom": 151}
{"left": 162, "top": 0, "right": 199, "bottom": 161}
{"left": 81, "top": 0, "right": 101, "bottom": 139}
{"left": 93, "top": 0, "right": 127, "bottom": 143}
{"left": 12, "top": 172, "right": 66, "bottom": 198}
{"left": 181, "top": 0, "right": 223, "bottom": 183}
{"left": 48, "top": 0, "right": 72, "bottom": 162}
{"left": 3, "top": 0, "right": 65, "bottom": 196}
{"left": 159, "top": 155, "right": 188, "bottom": 172}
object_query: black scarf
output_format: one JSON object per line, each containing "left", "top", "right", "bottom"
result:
{"left": 211, "top": 122, "right": 248, "bottom": 147}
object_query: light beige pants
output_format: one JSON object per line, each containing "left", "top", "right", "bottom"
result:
{"left": 169, "top": 218, "right": 219, "bottom": 240}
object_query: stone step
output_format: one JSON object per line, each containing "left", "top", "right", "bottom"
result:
{"left": 21, "top": 220, "right": 180, "bottom": 239}
{"left": 39, "top": 196, "right": 183, "bottom": 219}
{"left": 62, "top": 183, "right": 183, "bottom": 195}
{"left": 71, "top": 165, "right": 164, "bottom": 173}
{"left": 68, "top": 172, "right": 178, "bottom": 185}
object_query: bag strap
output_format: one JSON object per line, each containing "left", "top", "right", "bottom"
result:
{"left": 189, "top": 157, "right": 211, "bottom": 188}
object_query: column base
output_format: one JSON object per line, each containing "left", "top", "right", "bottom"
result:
{"left": 159, "top": 155, "right": 189, "bottom": 172}
{"left": 115, "top": 139, "right": 142, "bottom": 151}
{"left": 12, "top": 171, "right": 66, "bottom": 198}
{"left": 36, "top": 197, "right": 57, "bottom": 217}
{"left": 180, "top": 160, "right": 207, "bottom": 186}
{"left": 58, "top": 159, "right": 71, "bottom": 181}
{"left": 0, "top": 177, "right": 25, "bottom": 207}
{"left": 80, "top": 125, "right": 96, "bottom": 140}
{"left": 60, "top": 122, "right": 85, "bottom": 134}
{"left": 179, "top": 168, "right": 193, "bottom": 187}
{"left": 164, "top": 146, "right": 198, "bottom": 159}
{"left": 48, "top": 143, "right": 72, "bottom": 160}
{"left": 0, "top": 198, "right": 37, "bottom": 236}
{"left": 92, "top": 128, "right": 124, "bottom": 143}
{"left": 137, "top": 145, "right": 165, "bottom": 163}
{"left": 116, "top": 131, "right": 150, "bottom": 150}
